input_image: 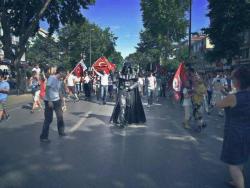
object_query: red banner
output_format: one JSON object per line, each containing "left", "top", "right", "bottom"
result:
{"left": 172, "top": 63, "right": 188, "bottom": 101}
{"left": 92, "top": 56, "right": 116, "bottom": 74}
{"left": 73, "top": 60, "right": 87, "bottom": 77}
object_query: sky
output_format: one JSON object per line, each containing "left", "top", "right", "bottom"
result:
{"left": 82, "top": 0, "right": 210, "bottom": 58}
{"left": 41, "top": 0, "right": 210, "bottom": 58}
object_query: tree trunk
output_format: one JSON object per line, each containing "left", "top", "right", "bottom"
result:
{"left": 13, "top": 59, "right": 21, "bottom": 95}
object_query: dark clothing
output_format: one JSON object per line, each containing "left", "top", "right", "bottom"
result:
{"left": 110, "top": 74, "right": 146, "bottom": 125}
{"left": 148, "top": 89, "right": 154, "bottom": 105}
{"left": 40, "top": 100, "right": 65, "bottom": 139}
{"left": 84, "top": 83, "right": 91, "bottom": 98}
{"left": 207, "top": 90, "right": 212, "bottom": 105}
{"left": 221, "top": 90, "right": 250, "bottom": 165}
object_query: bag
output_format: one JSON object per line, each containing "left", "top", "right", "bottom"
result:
{"left": 31, "top": 84, "right": 39, "bottom": 94}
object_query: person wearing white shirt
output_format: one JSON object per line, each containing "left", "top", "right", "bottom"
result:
{"left": 147, "top": 72, "right": 156, "bottom": 106}
{"left": 66, "top": 72, "right": 79, "bottom": 101}
{"left": 138, "top": 75, "right": 144, "bottom": 96}
{"left": 94, "top": 69, "right": 109, "bottom": 104}
{"left": 32, "top": 64, "right": 41, "bottom": 76}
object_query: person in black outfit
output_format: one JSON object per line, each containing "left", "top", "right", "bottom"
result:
{"left": 110, "top": 62, "right": 146, "bottom": 127}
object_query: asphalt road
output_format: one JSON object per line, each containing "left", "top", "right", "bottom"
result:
{"left": 0, "top": 96, "right": 249, "bottom": 188}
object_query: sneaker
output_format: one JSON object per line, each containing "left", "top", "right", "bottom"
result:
{"left": 59, "top": 133, "right": 67, "bottom": 137}
{"left": 182, "top": 122, "right": 191, "bottom": 129}
{"left": 40, "top": 138, "right": 51, "bottom": 143}
{"left": 5, "top": 114, "right": 10, "bottom": 120}
{"left": 202, "top": 122, "right": 207, "bottom": 128}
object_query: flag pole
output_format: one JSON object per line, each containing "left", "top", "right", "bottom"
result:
{"left": 66, "top": 59, "right": 84, "bottom": 79}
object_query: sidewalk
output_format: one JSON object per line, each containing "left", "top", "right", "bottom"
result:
{"left": 7, "top": 94, "right": 32, "bottom": 110}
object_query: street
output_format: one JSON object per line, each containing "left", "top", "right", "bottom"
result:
{"left": 0, "top": 97, "right": 249, "bottom": 188}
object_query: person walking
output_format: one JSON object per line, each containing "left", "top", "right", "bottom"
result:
{"left": 40, "top": 67, "right": 67, "bottom": 143}
{"left": 215, "top": 67, "right": 250, "bottom": 188}
{"left": 147, "top": 72, "right": 156, "bottom": 107}
{"left": 66, "top": 72, "right": 79, "bottom": 102}
{"left": 30, "top": 71, "right": 43, "bottom": 113}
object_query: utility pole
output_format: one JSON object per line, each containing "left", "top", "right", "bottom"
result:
{"left": 89, "top": 29, "right": 92, "bottom": 69}
{"left": 188, "top": 0, "right": 192, "bottom": 59}
{"left": 89, "top": 28, "right": 95, "bottom": 70}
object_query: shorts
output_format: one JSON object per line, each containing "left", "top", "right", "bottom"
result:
{"left": 68, "top": 86, "right": 75, "bottom": 94}
{"left": 221, "top": 128, "right": 250, "bottom": 165}
{"left": 0, "top": 101, "right": 7, "bottom": 111}
{"left": 33, "top": 90, "right": 40, "bottom": 102}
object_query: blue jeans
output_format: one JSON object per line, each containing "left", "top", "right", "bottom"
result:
{"left": 148, "top": 89, "right": 154, "bottom": 105}
{"left": 101, "top": 85, "right": 108, "bottom": 103}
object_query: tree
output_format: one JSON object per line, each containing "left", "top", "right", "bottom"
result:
{"left": 0, "top": 0, "right": 95, "bottom": 63}
{"left": 0, "top": 0, "right": 95, "bottom": 92}
{"left": 141, "top": 0, "right": 189, "bottom": 58}
{"left": 205, "top": 0, "right": 250, "bottom": 63}
{"left": 58, "top": 22, "right": 122, "bottom": 69}
{"left": 26, "top": 34, "right": 70, "bottom": 69}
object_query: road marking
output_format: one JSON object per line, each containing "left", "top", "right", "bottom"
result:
{"left": 68, "top": 111, "right": 92, "bottom": 133}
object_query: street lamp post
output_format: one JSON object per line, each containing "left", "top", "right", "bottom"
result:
{"left": 89, "top": 28, "right": 95, "bottom": 69}
{"left": 188, "top": 0, "right": 192, "bottom": 59}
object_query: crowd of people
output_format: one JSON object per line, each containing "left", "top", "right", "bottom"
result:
{"left": 0, "top": 62, "right": 250, "bottom": 188}
{"left": 176, "top": 66, "right": 250, "bottom": 188}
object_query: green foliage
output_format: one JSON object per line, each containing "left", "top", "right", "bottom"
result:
{"left": 26, "top": 21, "right": 123, "bottom": 70}
{"left": 175, "top": 45, "right": 189, "bottom": 62}
{"left": 205, "top": 0, "right": 250, "bottom": 62}
{"left": 162, "top": 59, "right": 180, "bottom": 71}
{"left": 131, "top": 0, "right": 189, "bottom": 70}
{"left": 58, "top": 22, "right": 123, "bottom": 69}
{"left": 141, "top": 0, "right": 189, "bottom": 49}
{"left": 26, "top": 34, "right": 71, "bottom": 69}
{"left": 0, "top": 0, "right": 95, "bottom": 63}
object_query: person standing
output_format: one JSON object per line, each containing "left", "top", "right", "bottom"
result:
{"left": 110, "top": 62, "right": 146, "bottom": 127}
{"left": 192, "top": 74, "right": 207, "bottom": 132}
{"left": 138, "top": 74, "right": 144, "bottom": 96}
{"left": 147, "top": 72, "right": 156, "bottom": 107}
{"left": 215, "top": 67, "right": 250, "bottom": 188}
{"left": 83, "top": 72, "right": 92, "bottom": 100}
{"left": 0, "top": 70, "right": 10, "bottom": 121}
{"left": 160, "top": 73, "right": 167, "bottom": 97}
{"left": 40, "top": 66, "right": 67, "bottom": 143}
{"left": 93, "top": 69, "right": 109, "bottom": 105}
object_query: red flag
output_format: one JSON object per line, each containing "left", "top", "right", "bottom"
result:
{"left": 172, "top": 63, "right": 188, "bottom": 101}
{"left": 73, "top": 63, "right": 83, "bottom": 77}
{"left": 72, "top": 59, "right": 87, "bottom": 77}
{"left": 92, "top": 56, "right": 116, "bottom": 73}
